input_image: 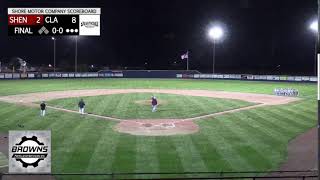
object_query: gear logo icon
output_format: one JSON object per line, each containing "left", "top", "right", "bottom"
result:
{"left": 11, "top": 136, "right": 49, "bottom": 168}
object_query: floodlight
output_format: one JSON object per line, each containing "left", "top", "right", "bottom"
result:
{"left": 310, "top": 21, "right": 318, "bottom": 32}
{"left": 208, "top": 26, "right": 224, "bottom": 40}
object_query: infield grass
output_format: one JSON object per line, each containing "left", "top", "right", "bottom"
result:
{"left": 47, "top": 93, "right": 255, "bottom": 119}
{"left": 0, "top": 79, "right": 316, "bottom": 179}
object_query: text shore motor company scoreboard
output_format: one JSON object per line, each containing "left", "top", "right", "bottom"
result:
{"left": 8, "top": 8, "right": 101, "bottom": 36}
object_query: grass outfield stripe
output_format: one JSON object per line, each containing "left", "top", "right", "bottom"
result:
{"left": 256, "top": 108, "right": 312, "bottom": 130}
{"left": 221, "top": 113, "right": 284, "bottom": 148}
{"left": 171, "top": 136, "right": 208, "bottom": 172}
{"left": 271, "top": 108, "right": 315, "bottom": 126}
{"left": 278, "top": 103, "right": 316, "bottom": 117}
{"left": 296, "top": 108, "right": 317, "bottom": 117}
{"left": 215, "top": 112, "right": 283, "bottom": 148}
{"left": 53, "top": 118, "right": 97, "bottom": 172}
{"left": 206, "top": 116, "right": 279, "bottom": 170}
{"left": 84, "top": 127, "right": 119, "bottom": 174}
{"left": 112, "top": 134, "right": 137, "bottom": 173}
{"left": 238, "top": 110, "right": 298, "bottom": 139}
{"left": 60, "top": 123, "right": 106, "bottom": 172}
{"left": 213, "top": 114, "right": 284, "bottom": 170}
{"left": 278, "top": 105, "right": 316, "bottom": 120}
{"left": 198, "top": 121, "right": 254, "bottom": 171}
{"left": 85, "top": 122, "right": 118, "bottom": 173}
{"left": 0, "top": 103, "right": 32, "bottom": 120}
{"left": 0, "top": 106, "right": 38, "bottom": 130}
{"left": 234, "top": 145, "right": 273, "bottom": 170}
{"left": 0, "top": 105, "right": 24, "bottom": 128}
{"left": 292, "top": 100, "right": 317, "bottom": 109}
{"left": 23, "top": 110, "right": 64, "bottom": 130}
{"left": 79, "top": 122, "right": 119, "bottom": 173}
{"left": 190, "top": 133, "right": 232, "bottom": 171}
{"left": 0, "top": 102, "right": 16, "bottom": 114}
{"left": 155, "top": 137, "right": 184, "bottom": 175}
{"left": 243, "top": 108, "right": 302, "bottom": 134}
{"left": 50, "top": 117, "right": 84, "bottom": 152}
{"left": 134, "top": 136, "right": 160, "bottom": 179}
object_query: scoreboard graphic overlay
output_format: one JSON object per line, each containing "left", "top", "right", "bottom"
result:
{"left": 8, "top": 8, "right": 101, "bottom": 36}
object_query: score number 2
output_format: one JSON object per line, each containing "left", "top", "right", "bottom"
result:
{"left": 36, "top": 17, "right": 41, "bottom": 24}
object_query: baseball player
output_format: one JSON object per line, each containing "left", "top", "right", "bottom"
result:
{"left": 40, "top": 101, "right": 46, "bottom": 116}
{"left": 78, "top": 99, "right": 86, "bottom": 114}
{"left": 274, "top": 88, "right": 278, "bottom": 96}
{"left": 151, "top": 96, "right": 158, "bottom": 112}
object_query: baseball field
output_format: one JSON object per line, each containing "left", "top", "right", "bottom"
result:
{"left": 0, "top": 78, "right": 316, "bottom": 179}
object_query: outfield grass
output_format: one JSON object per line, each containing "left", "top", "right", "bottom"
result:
{"left": 47, "top": 93, "right": 255, "bottom": 119}
{"left": 0, "top": 79, "right": 316, "bottom": 179}
{"left": 0, "top": 78, "right": 315, "bottom": 98}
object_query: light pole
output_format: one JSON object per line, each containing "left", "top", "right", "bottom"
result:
{"left": 208, "top": 26, "right": 224, "bottom": 74}
{"left": 51, "top": 37, "right": 56, "bottom": 72}
{"left": 315, "top": 1, "right": 320, "bottom": 176}
{"left": 75, "top": 36, "right": 78, "bottom": 72}
{"left": 310, "top": 21, "right": 318, "bottom": 76}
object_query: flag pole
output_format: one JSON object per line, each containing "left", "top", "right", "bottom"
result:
{"left": 187, "top": 53, "right": 189, "bottom": 71}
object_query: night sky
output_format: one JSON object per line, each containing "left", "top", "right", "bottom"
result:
{"left": 0, "top": 0, "right": 318, "bottom": 75}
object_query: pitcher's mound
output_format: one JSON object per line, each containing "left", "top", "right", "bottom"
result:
{"left": 114, "top": 119, "right": 199, "bottom": 136}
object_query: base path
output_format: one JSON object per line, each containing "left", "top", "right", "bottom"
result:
{"left": 0, "top": 89, "right": 299, "bottom": 136}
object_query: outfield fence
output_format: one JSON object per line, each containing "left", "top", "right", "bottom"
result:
{"left": 0, "top": 71, "right": 317, "bottom": 82}
{"left": 0, "top": 170, "right": 318, "bottom": 179}
{"left": 177, "top": 74, "right": 317, "bottom": 82}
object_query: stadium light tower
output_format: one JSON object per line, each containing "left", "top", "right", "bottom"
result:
{"left": 208, "top": 25, "right": 224, "bottom": 74}
{"left": 75, "top": 36, "right": 78, "bottom": 72}
{"left": 310, "top": 20, "right": 318, "bottom": 32}
{"left": 51, "top": 37, "right": 56, "bottom": 72}
{"left": 309, "top": 20, "right": 318, "bottom": 76}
